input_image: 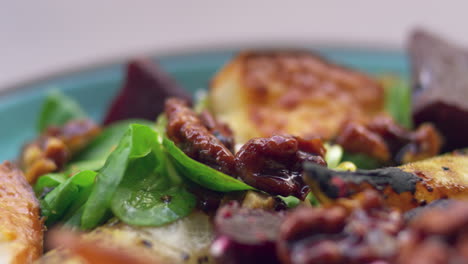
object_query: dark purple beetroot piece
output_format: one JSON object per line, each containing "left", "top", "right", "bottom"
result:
{"left": 211, "top": 202, "right": 284, "bottom": 264}
{"left": 408, "top": 30, "right": 468, "bottom": 151}
{"left": 103, "top": 58, "right": 192, "bottom": 125}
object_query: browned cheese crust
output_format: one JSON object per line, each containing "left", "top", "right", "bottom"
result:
{"left": 0, "top": 161, "right": 43, "bottom": 264}
{"left": 210, "top": 51, "right": 385, "bottom": 143}
{"left": 400, "top": 151, "right": 468, "bottom": 207}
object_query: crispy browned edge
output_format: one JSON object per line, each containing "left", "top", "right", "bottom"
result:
{"left": 0, "top": 161, "right": 43, "bottom": 263}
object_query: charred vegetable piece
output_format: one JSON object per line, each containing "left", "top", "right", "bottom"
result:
{"left": 0, "top": 161, "right": 43, "bottom": 264}
{"left": 304, "top": 150, "right": 468, "bottom": 212}
{"left": 277, "top": 190, "right": 404, "bottom": 264}
{"left": 236, "top": 135, "right": 326, "bottom": 199}
{"left": 104, "top": 58, "right": 191, "bottom": 125}
{"left": 409, "top": 30, "right": 468, "bottom": 151}
{"left": 211, "top": 202, "right": 284, "bottom": 264}
{"left": 210, "top": 50, "right": 385, "bottom": 144}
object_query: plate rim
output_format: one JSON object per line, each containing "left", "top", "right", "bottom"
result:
{"left": 0, "top": 42, "right": 405, "bottom": 98}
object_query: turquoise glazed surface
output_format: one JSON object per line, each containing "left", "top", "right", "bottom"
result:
{"left": 0, "top": 48, "right": 408, "bottom": 162}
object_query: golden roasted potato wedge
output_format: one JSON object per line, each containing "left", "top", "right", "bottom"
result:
{"left": 38, "top": 211, "right": 214, "bottom": 264}
{"left": 0, "top": 161, "right": 43, "bottom": 264}
{"left": 210, "top": 51, "right": 385, "bottom": 144}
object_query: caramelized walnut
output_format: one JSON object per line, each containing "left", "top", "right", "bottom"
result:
{"left": 46, "top": 119, "right": 101, "bottom": 153}
{"left": 336, "top": 116, "right": 442, "bottom": 164}
{"left": 397, "top": 201, "right": 468, "bottom": 263}
{"left": 278, "top": 190, "right": 404, "bottom": 264}
{"left": 165, "top": 98, "right": 236, "bottom": 175}
{"left": 236, "top": 135, "right": 326, "bottom": 199}
{"left": 20, "top": 119, "right": 100, "bottom": 183}
{"left": 199, "top": 110, "right": 235, "bottom": 153}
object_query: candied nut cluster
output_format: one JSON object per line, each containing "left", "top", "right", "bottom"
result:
{"left": 20, "top": 119, "right": 100, "bottom": 183}
{"left": 236, "top": 135, "right": 326, "bottom": 199}
{"left": 165, "top": 98, "right": 237, "bottom": 175}
{"left": 199, "top": 109, "right": 235, "bottom": 153}
{"left": 336, "top": 115, "right": 442, "bottom": 164}
{"left": 165, "top": 98, "right": 326, "bottom": 199}
{"left": 277, "top": 190, "right": 404, "bottom": 264}
{"left": 397, "top": 201, "right": 468, "bottom": 263}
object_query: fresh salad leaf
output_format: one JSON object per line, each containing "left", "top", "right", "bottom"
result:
{"left": 280, "top": 192, "right": 320, "bottom": 208}
{"left": 279, "top": 196, "right": 300, "bottom": 208}
{"left": 40, "top": 170, "right": 97, "bottom": 226}
{"left": 341, "top": 152, "right": 382, "bottom": 170}
{"left": 63, "top": 205, "right": 86, "bottom": 227}
{"left": 37, "top": 90, "right": 87, "bottom": 132}
{"left": 307, "top": 192, "right": 320, "bottom": 206}
{"left": 163, "top": 136, "right": 254, "bottom": 192}
{"left": 157, "top": 113, "right": 253, "bottom": 192}
{"left": 34, "top": 173, "right": 67, "bottom": 197}
{"left": 324, "top": 143, "right": 343, "bottom": 168}
{"left": 65, "top": 159, "right": 106, "bottom": 175}
{"left": 111, "top": 154, "right": 196, "bottom": 226}
{"left": 81, "top": 124, "right": 157, "bottom": 229}
{"left": 382, "top": 77, "right": 412, "bottom": 129}
{"left": 194, "top": 90, "right": 210, "bottom": 113}
{"left": 72, "top": 119, "right": 154, "bottom": 163}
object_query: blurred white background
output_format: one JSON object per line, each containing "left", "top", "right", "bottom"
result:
{"left": 1, "top": 0, "right": 467, "bottom": 91}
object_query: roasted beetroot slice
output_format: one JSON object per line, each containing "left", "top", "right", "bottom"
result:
{"left": 103, "top": 58, "right": 192, "bottom": 125}
{"left": 408, "top": 30, "right": 468, "bottom": 151}
{"left": 211, "top": 202, "right": 284, "bottom": 264}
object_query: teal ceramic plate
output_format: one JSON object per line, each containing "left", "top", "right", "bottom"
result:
{"left": 0, "top": 47, "right": 408, "bottom": 162}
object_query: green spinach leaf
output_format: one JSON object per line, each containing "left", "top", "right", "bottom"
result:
{"left": 80, "top": 124, "right": 157, "bottom": 229}
{"left": 383, "top": 77, "right": 412, "bottom": 129}
{"left": 37, "top": 90, "right": 87, "bottom": 132}
{"left": 41, "top": 170, "right": 97, "bottom": 226}
{"left": 111, "top": 154, "right": 196, "bottom": 226}
{"left": 163, "top": 136, "right": 254, "bottom": 192}
{"left": 34, "top": 173, "right": 67, "bottom": 197}
{"left": 341, "top": 152, "right": 382, "bottom": 170}
{"left": 278, "top": 195, "right": 300, "bottom": 208}
{"left": 72, "top": 119, "right": 154, "bottom": 163}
